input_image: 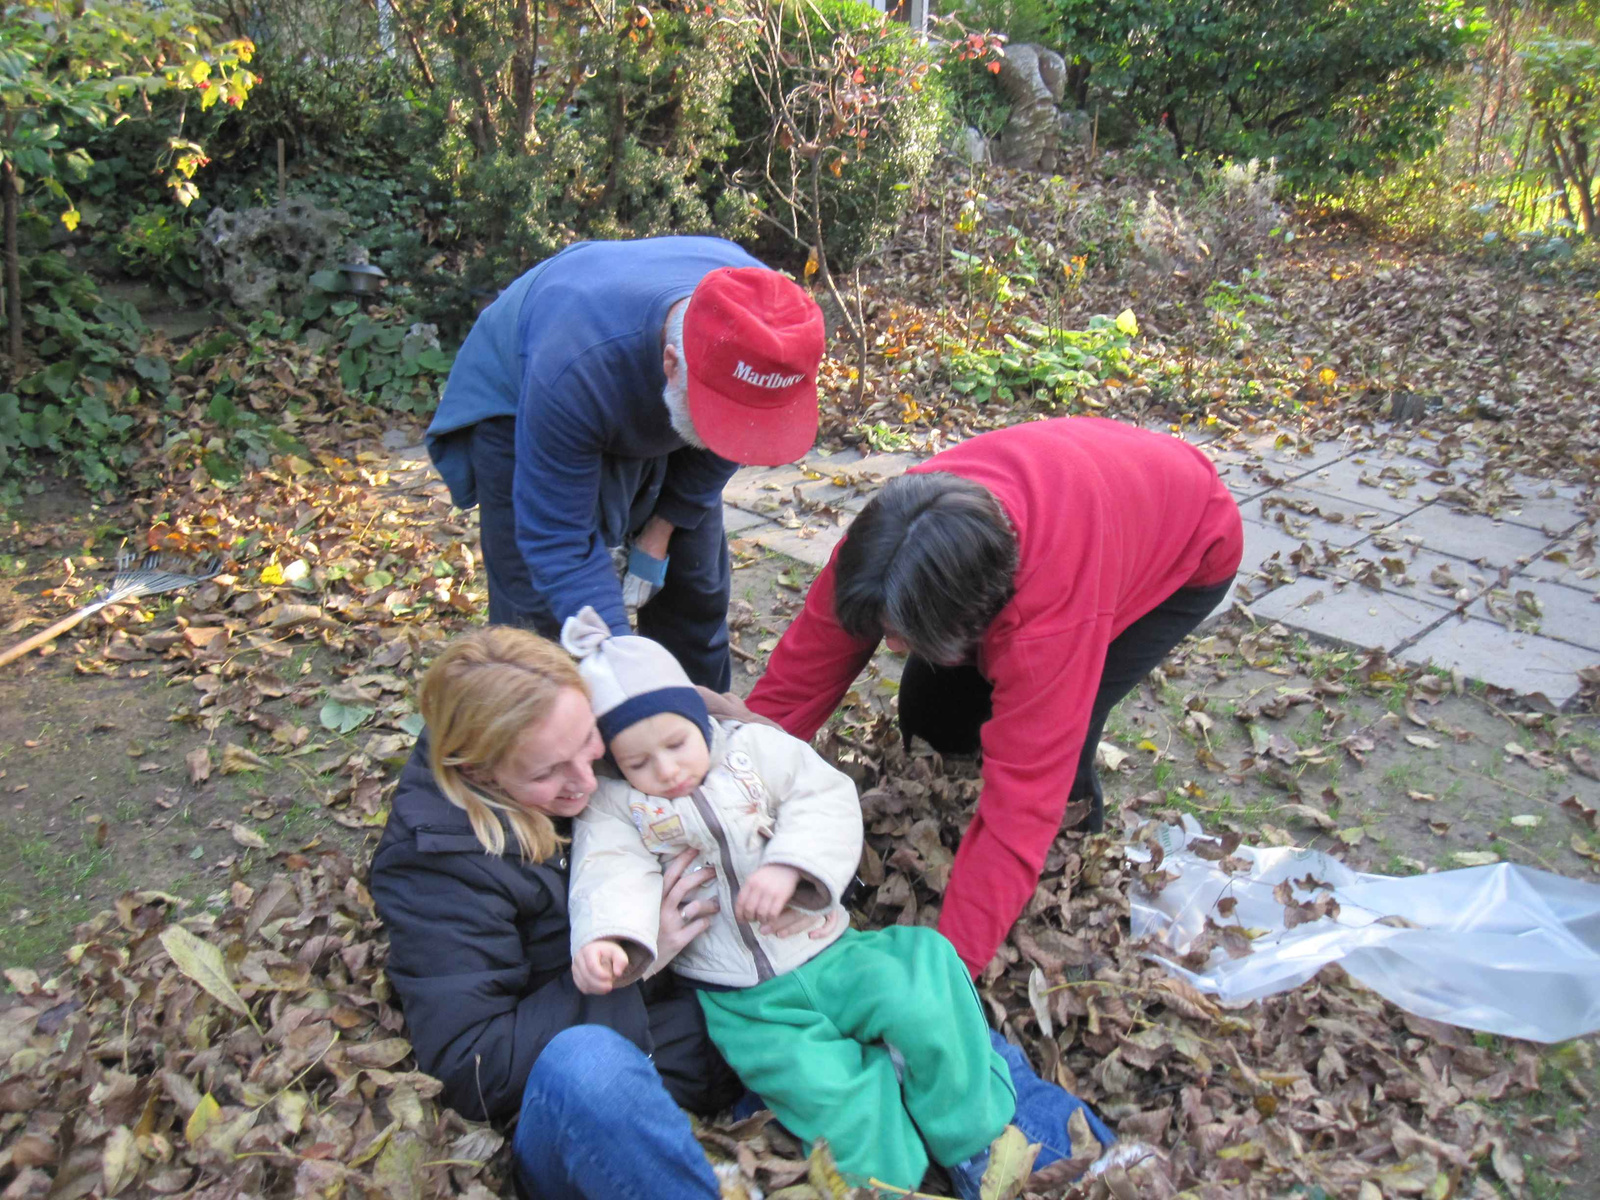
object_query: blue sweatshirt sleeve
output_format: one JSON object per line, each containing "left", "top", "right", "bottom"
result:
{"left": 513, "top": 380, "right": 632, "bottom": 634}
{"left": 655, "top": 447, "right": 739, "bottom": 530}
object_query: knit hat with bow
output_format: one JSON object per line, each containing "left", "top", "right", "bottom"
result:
{"left": 559, "top": 606, "right": 713, "bottom": 750}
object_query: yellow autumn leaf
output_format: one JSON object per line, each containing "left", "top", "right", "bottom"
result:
{"left": 61, "top": 207, "right": 81, "bottom": 232}
{"left": 260, "top": 562, "right": 286, "bottom": 586}
{"left": 159, "top": 925, "right": 259, "bottom": 1029}
{"left": 804, "top": 248, "right": 819, "bottom": 279}
{"left": 185, "top": 1092, "right": 222, "bottom": 1145}
{"left": 1319, "top": 367, "right": 1338, "bottom": 386}
{"left": 1115, "top": 308, "right": 1139, "bottom": 337}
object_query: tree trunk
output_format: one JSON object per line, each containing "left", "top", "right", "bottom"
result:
{"left": 2, "top": 156, "right": 19, "bottom": 371}
{"left": 511, "top": 0, "right": 539, "bottom": 151}
{"left": 1543, "top": 132, "right": 1581, "bottom": 231}
{"left": 382, "top": 0, "right": 438, "bottom": 88}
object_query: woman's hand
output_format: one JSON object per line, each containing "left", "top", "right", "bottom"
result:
{"left": 573, "top": 939, "right": 630, "bottom": 995}
{"left": 651, "top": 849, "right": 719, "bottom": 975}
{"left": 736, "top": 864, "right": 801, "bottom": 926}
{"left": 762, "top": 905, "right": 845, "bottom": 940}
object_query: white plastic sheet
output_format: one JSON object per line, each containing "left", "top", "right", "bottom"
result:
{"left": 1126, "top": 817, "right": 1600, "bottom": 1043}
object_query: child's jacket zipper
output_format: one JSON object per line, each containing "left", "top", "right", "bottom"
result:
{"left": 690, "top": 786, "right": 776, "bottom": 982}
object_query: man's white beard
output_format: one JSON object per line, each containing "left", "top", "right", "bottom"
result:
{"left": 663, "top": 369, "right": 706, "bottom": 449}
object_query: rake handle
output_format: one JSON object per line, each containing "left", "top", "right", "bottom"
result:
{"left": 0, "top": 604, "right": 102, "bottom": 669}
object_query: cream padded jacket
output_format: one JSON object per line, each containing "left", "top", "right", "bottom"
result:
{"left": 569, "top": 720, "right": 862, "bottom": 988}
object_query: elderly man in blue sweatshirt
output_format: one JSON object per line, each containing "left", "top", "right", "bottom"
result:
{"left": 426, "top": 236, "right": 826, "bottom": 691}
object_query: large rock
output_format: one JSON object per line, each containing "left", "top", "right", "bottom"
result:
{"left": 198, "top": 197, "right": 350, "bottom": 312}
{"left": 993, "top": 43, "right": 1069, "bottom": 172}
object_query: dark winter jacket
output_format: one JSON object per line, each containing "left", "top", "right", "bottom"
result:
{"left": 369, "top": 738, "right": 741, "bottom": 1122}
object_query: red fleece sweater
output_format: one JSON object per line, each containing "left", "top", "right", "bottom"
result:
{"left": 746, "top": 417, "right": 1244, "bottom": 974}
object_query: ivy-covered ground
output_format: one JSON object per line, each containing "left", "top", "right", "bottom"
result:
{"left": 1, "top": 157, "right": 1598, "bottom": 1199}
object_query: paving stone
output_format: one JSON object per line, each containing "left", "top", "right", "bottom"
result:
{"left": 1398, "top": 618, "right": 1597, "bottom": 707}
{"left": 722, "top": 462, "right": 815, "bottom": 514}
{"left": 1239, "top": 430, "right": 1355, "bottom": 482}
{"left": 1292, "top": 452, "right": 1441, "bottom": 515}
{"left": 741, "top": 519, "right": 849, "bottom": 568}
{"left": 1485, "top": 475, "right": 1585, "bottom": 535}
{"left": 722, "top": 506, "right": 768, "bottom": 535}
{"left": 1334, "top": 541, "right": 1501, "bottom": 612}
{"left": 1467, "top": 577, "right": 1600, "bottom": 653}
{"left": 1238, "top": 487, "right": 1401, "bottom": 547}
{"left": 794, "top": 450, "right": 918, "bottom": 511}
{"left": 1372, "top": 504, "right": 1555, "bottom": 570}
{"left": 1234, "top": 519, "right": 1316, "bottom": 591}
{"left": 1248, "top": 574, "right": 1445, "bottom": 651}
{"left": 1200, "top": 443, "right": 1276, "bottom": 502}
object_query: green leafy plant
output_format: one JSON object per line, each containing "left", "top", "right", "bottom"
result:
{"left": 0, "top": 0, "right": 257, "bottom": 364}
{"left": 947, "top": 309, "right": 1141, "bottom": 405}
{"left": 0, "top": 254, "right": 152, "bottom": 495}
{"left": 110, "top": 207, "right": 203, "bottom": 290}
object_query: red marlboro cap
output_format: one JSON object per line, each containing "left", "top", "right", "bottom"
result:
{"left": 682, "top": 267, "right": 825, "bottom": 465}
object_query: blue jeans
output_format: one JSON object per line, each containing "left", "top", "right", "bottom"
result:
{"left": 989, "top": 1030, "right": 1116, "bottom": 1164}
{"left": 512, "top": 1026, "right": 720, "bottom": 1200}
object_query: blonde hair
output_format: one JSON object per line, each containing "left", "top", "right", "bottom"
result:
{"left": 418, "top": 626, "right": 587, "bottom": 862}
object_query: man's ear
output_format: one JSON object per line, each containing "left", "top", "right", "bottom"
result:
{"left": 663, "top": 341, "right": 680, "bottom": 383}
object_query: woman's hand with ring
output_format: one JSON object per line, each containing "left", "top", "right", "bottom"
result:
{"left": 651, "top": 848, "right": 719, "bottom": 974}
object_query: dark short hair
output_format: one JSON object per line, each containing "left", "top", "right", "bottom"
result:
{"left": 833, "top": 472, "right": 1018, "bottom": 664}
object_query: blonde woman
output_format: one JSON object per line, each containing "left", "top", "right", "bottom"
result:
{"left": 371, "top": 626, "right": 825, "bottom": 1199}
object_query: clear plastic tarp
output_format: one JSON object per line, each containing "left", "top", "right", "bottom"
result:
{"left": 1126, "top": 817, "right": 1600, "bottom": 1043}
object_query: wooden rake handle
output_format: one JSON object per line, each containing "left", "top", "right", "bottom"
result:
{"left": 0, "top": 603, "right": 102, "bottom": 669}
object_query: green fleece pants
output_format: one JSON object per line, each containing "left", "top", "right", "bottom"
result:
{"left": 696, "top": 926, "right": 1017, "bottom": 1192}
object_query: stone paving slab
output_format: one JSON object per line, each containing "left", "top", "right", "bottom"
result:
{"left": 722, "top": 462, "right": 819, "bottom": 514}
{"left": 1200, "top": 445, "right": 1277, "bottom": 503}
{"left": 1248, "top": 575, "right": 1446, "bottom": 651}
{"left": 1333, "top": 544, "right": 1501, "bottom": 612}
{"left": 1490, "top": 475, "right": 1586, "bottom": 535}
{"left": 1466, "top": 577, "right": 1600, "bottom": 653}
{"left": 738, "top": 519, "right": 848, "bottom": 568}
{"left": 1365, "top": 504, "right": 1555, "bottom": 570}
{"left": 1235, "top": 519, "right": 1316, "bottom": 591}
{"left": 1291, "top": 453, "right": 1442, "bottom": 515}
{"left": 1238, "top": 487, "right": 1403, "bottom": 547}
{"left": 723, "top": 507, "right": 769, "bottom": 535}
{"left": 1398, "top": 617, "right": 1597, "bottom": 708}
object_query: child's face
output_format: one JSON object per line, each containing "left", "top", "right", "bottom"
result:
{"left": 609, "top": 713, "right": 709, "bottom": 800}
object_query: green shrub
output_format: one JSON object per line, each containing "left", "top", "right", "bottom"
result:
{"left": 1051, "top": 0, "right": 1486, "bottom": 194}
{"left": 110, "top": 208, "right": 204, "bottom": 291}
{"left": 729, "top": 0, "right": 952, "bottom": 270}
{"left": 0, "top": 254, "right": 154, "bottom": 496}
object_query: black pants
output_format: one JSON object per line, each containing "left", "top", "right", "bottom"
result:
{"left": 466, "top": 416, "right": 733, "bottom": 692}
{"left": 898, "top": 579, "right": 1232, "bottom": 833}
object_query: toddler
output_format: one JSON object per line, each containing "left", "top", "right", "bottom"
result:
{"left": 559, "top": 607, "right": 1017, "bottom": 1197}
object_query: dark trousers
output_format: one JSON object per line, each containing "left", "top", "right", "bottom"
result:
{"left": 898, "top": 579, "right": 1232, "bottom": 833}
{"left": 466, "top": 416, "right": 733, "bottom": 692}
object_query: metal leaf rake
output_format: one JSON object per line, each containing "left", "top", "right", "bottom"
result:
{"left": 0, "top": 551, "right": 223, "bottom": 669}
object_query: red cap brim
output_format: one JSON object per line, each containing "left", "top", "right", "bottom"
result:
{"left": 687, "top": 375, "right": 820, "bottom": 466}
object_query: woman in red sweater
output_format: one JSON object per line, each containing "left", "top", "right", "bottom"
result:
{"left": 735, "top": 417, "right": 1243, "bottom": 976}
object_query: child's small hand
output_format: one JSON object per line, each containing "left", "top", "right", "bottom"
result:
{"left": 573, "top": 939, "right": 630, "bottom": 995}
{"left": 736, "top": 864, "right": 802, "bottom": 928}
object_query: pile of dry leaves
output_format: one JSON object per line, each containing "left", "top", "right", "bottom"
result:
{"left": 699, "top": 722, "right": 1580, "bottom": 1200}
{"left": 0, "top": 849, "right": 510, "bottom": 1200}
{"left": 2, "top": 711, "right": 1577, "bottom": 1200}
